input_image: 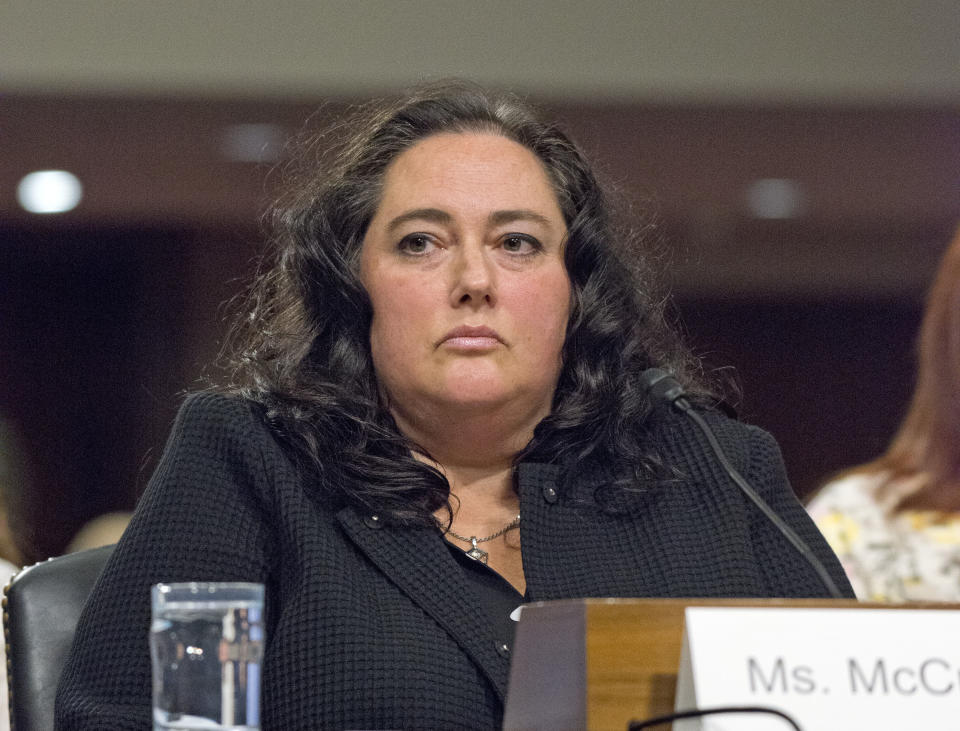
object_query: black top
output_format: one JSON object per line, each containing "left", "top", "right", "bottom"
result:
{"left": 445, "top": 539, "right": 525, "bottom": 648}
{"left": 56, "top": 392, "right": 853, "bottom": 730}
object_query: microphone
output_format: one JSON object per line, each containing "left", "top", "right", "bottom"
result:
{"left": 640, "top": 368, "right": 843, "bottom": 599}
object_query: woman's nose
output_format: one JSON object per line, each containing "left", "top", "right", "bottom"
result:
{"left": 450, "top": 243, "right": 496, "bottom": 307}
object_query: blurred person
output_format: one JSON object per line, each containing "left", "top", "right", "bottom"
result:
{"left": 65, "top": 511, "right": 132, "bottom": 553}
{"left": 0, "top": 416, "right": 27, "bottom": 731}
{"left": 808, "top": 227, "right": 960, "bottom": 601}
{"left": 0, "top": 417, "right": 27, "bottom": 569}
{"left": 57, "top": 81, "right": 851, "bottom": 729}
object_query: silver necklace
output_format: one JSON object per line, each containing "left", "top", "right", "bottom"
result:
{"left": 445, "top": 514, "right": 521, "bottom": 565}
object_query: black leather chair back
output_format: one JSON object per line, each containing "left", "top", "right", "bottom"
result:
{"left": 3, "top": 544, "right": 114, "bottom": 731}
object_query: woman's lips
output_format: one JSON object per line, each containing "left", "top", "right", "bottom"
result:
{"left": 438, "top": 326, "right": 504, "bottom": 351}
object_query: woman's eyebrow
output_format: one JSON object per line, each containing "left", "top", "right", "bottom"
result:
{"left": 385, "top": 208, "right": 554, "bottom": 234}
{"left": 386, "top": 208, "right": 451, "bottom": 234}
{"left": 488, "top": 209, "right": 552, "bottom": 227}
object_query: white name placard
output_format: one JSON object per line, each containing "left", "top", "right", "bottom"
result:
{"left": 674, "top": 607, "right": 960, "bottom": 731}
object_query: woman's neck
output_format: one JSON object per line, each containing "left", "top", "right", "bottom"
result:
{"left": 435, "top": 464, "right": 521, "bottom": 542}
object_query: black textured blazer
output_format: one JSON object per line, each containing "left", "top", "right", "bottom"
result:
{"left": 56, "top": 392, "right": 852, "bottom": 729}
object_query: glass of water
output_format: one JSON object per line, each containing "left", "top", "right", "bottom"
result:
{"left": 150, "top": 582, "right": 265, "bottom": 731}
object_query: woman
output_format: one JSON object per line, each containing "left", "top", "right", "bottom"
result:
{"left": 808, "top": 227, "right": 960, "bottom": 602}
{"left": 57, "top": 81, "right": 850, "bottom": 729}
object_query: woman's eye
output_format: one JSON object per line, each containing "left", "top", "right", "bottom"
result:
{"left": 501, "top": 234, "right": 540, "bottom": 254}
{"left": 398, "top": 234, "right": 435, "bottom": 255}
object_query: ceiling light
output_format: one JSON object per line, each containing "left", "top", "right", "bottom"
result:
{"left": 745, "top": 178, "right": 805, "bottom": 220}
{"left": 16, "top": 170, "right": 83, "bottom": 214}
{"left": 221, "top": 123, "right": 284, "bottom": 163}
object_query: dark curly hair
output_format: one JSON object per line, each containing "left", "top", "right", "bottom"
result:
{"left": 222, "top": 80, "right": 704, "bottom": 525}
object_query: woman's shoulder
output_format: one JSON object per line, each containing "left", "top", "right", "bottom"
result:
{"left": 648, "top": 405, "right": 780, "bottom": 477}
{"left": 804, "top": 471, "right": 899, "bottom": 535}
{"left": 808, "top": 469, "right": 933, "bottom": 517}
{"left": 158, "top": 390, "right": 294, "bottom": 477}
{"left": 177, "top": 389, "right": 262, "bottom": 423}
{"left": 172, "top": 390, "right": 273, "bottom": 443}
{"left": 817, "top": 470, "right": 887, "bottom": 493}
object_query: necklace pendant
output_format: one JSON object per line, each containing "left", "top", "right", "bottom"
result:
{"left": 466, "top": 538, "right": 489, "bottom": 564}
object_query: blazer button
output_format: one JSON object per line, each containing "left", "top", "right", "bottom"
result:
{"left": 495, "top": 641, "right": 511, "bottom": 658}
{"left": 363, "top": 514, "right": 383, "bottom": 529}
{"left": 542, "top": 486, "right": 558, "bottom": 504}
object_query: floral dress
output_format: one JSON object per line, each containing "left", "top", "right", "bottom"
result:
{"left": 807, "top": 472, "right": 960, "bottom": 602}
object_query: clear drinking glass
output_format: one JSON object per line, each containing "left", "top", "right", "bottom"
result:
{"left": 150, "top": 582, "right": 265, "bottom": 731}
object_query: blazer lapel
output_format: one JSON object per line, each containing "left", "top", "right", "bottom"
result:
{"left": 336, "top": 506, "right": 512, "bottom": 700}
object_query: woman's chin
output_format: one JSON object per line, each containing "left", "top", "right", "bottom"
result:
{"left": 429, "top": 378, "right": 551, "bottom": 419}
{"left": 435, "top": 387, "right": 513, "bottom": 412}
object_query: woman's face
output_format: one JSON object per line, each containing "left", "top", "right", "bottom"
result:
{"left": 359, "top": 132, "right": 571, "bottom": 431}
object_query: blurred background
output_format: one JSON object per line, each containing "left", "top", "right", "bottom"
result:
{"left": 1, "top": 1, "right": 958, "bottom": 563}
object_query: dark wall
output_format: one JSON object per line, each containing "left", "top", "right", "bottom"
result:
{"left": 0, "top": 224, "right": 257, "bottom": 561}
{"left": 678, "top": 297, "right": 922, "bottom": 499}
